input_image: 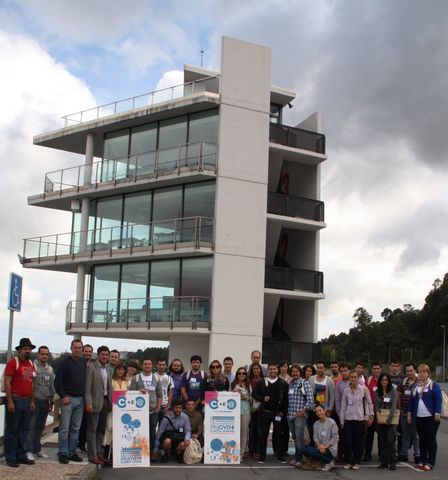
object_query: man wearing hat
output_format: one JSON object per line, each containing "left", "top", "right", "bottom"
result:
{"left": 3, "top": 338, "right": 37, "bottom": 468}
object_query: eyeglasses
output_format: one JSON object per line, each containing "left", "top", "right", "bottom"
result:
{"left": 238, "top": 372, "right": 246, "bottom": 376}
{"left": 211, "top": 365, "right": 221, "bottom": 369}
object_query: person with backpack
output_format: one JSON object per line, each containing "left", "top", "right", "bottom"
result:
{"left": 154, "top": 399, "right": 191, "bottom": 463}
{"left": 30, "top": 345, "right": 55, "bottom": 459}
{"left": 129, "top": 357, "right": 162, "bottom": 457}
{"left": 287, "top": 364, "right": 314, "bottom": 466}
{"left": 339, "top": 371, "right": 373, "bottom": 470}
{"left": 2, "top": 338, "right": 36, "bottom": 468}
{"left": 407, "top": 363, "right": 442, "bottom": 471}
{"left": 180, "top": 355, "right": 207, "bottom": 412}
{"left": 252, "top": 362, "right": 288, "bottom": 464}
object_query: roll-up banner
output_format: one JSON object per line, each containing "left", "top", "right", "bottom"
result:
{"left": 112, "top": 391, "right": 150, "bottom": 468}
{"left": 204, "top": 391, "right": 241, "bottom": 464}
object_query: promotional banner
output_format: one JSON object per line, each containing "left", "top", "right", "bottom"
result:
{"left": 204, "top": 391, "right": 241, "bottom": 464}
{"left": 112, "top": 391, "right": 150, "bottom": 468}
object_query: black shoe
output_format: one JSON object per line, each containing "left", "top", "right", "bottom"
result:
{"left": 363, "top": 455, "right": 372, "bottom": 462}
{"left": 78, "top": 444, "right": 87, "bottom": 452}
{"left": 390, "top": 465, "right": 396, "bottom": 470}
{"left": 6, "top": 461, "right": 19, "bottom": 468}
{"left": 59, "top": 455, "right": 69, "bottom": 464}
{"left": 19, "top": 459, "right": 35, "bottom": 465}
{"left": 397, "top": 455, "right": 408, "bottom": 462}
{"left": 69, "top": 453, "right": 83, "bottom": 462}
{"left": 414, "top": 456, "right": 420, "bottom": 464}
{"left": 277, "top": 456, "right": 287, "bottom": 464}
{"left": 378, "top": 464, "right": 388, "bottom": 469}
{"left": 160, "top": 453, "right": 169, "bottom": 463}
{"left": 53, "top": 426, "right": 60, "bottom": 433}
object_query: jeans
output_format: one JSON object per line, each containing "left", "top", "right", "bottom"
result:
{"left": 58, "top": 396, "right": 84, "bottom": 458}
{"left": 400, "top": 412, "right": 419, "bottom": 459}
{"left": 378, "top": 424, "right": 397, "bottom": 466}
{"left": 416, "top": 416, "right": 439, "bottom": 467}
{"left": 4, "top": 397, "right": 32, "bottom": 463}
{"left": 344, "top": 420, "right": 366, "bottom": 465}
{"left": 86, "top": 398, "right": 110, "bottom": 461}
{"left": 304, "top": 445, "right": 334, "bottom": 463}
{"left": 288, "top": 416, "right": 306, "bottom": 461}
{"left": 29, "top": 399, "right": 50, "bottom": 454}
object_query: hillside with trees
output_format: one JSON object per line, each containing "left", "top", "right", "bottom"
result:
{"left": 319, "top": 273, "right": 448, "bottom": 367}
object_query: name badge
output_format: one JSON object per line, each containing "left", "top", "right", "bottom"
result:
{"left": 44, "top": 375, "right": 50, "bottom": 381}
{"left": 289, "top": 388, "right": 295, "bottom": 395}
{"left": 148, "top": 386, "right": 156, "bottom": 391}
{"left": 424, "top": 388, "right": 429, "bottom": 393}
{"left": 348, "top": 400, "right": 353, "bottom": 406}
{"left": 404, "top": 389, "right": 411, "bottom": 396}
{"left": 275, "top": 416, "right": 282, "bottom": 422}
{"left": 373, "top": 386, "right": 377, "bottom": 391}
{"left": 384, "top": 397, "right": 390, "bottom": 403}
{"left": 321, "top": 430, "right": 327, "bottom": 436}
{"left": 179, "top": 427, "right": 184, "bottom": 433}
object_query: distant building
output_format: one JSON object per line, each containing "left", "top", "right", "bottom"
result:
{"left": 21, "top": 37, "right": 326, "bottom": 367}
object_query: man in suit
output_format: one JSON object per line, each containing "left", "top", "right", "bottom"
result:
{"left": 85, "top": 346, "right": 111, "bottom": 465}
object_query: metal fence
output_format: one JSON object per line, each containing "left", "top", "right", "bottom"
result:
{"left": 267, "top": 192, "right": 324, "bottom": 222}
{"left": 269, "top": 123, "right": 326, "bottom": 154}
{"left": 265, "top": 266, "right": 324, "bottom": 293}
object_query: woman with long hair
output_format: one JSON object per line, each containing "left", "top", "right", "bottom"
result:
{"left": 231, "top": 367, "right": 251, "bottom": 459}
{"left": 303, "top": 364, "right": 316, "bottom": 380}
{"left": 204, "top": 360, "right": 229, "bottom": 391}
{"left": 374, "top": 373, "right": 398, "bottom": 470}
{"left": 408, "top": 364, "right": 442, "bottom": 471}
{"left": 248, "top": 363, "right": 264, "bottom": 457}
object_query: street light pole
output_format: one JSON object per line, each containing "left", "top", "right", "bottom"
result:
{"left": 442, "top": 325, "right": 446, "bottom": 382}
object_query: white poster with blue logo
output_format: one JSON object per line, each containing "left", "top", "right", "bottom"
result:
{"left": 112, "top": 391, "right": 150, "bottom": 468}
{"left": 204, "top": 391, "right": 241, "bottom": 464}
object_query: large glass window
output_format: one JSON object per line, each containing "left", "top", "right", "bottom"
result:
{"left": 102, "top": 129, "right": 130, "bottom": 180}
{"left": 158, "top": 116, "right": 188, "bottom": 173}
{"left": 130, "top": 123, "right": 158, "bottom": 176}
{"left": 189, "top": 109, "right": 219, "bottom": 144}
{"left": 152, "top": 187, "right": 183, "bottom": 247}
{"left": 95, "top": 196, "right": 123, "bottom": 249}
{"left": 120, "top": 263, "right": 149, "bottom": 322}
{"left": 91, "top": 265, "right": 120, "bottom": 322}
{"left": 180, "top": 257, "right": 213, "bottom": 321}
{"left": 149, "top": 260, "right": 180, "bottom": 321}
{"left": 183, "top": 182, "right": 215, "bottom": 242}
{"left": 122, "top": 192, "right": 152, "bottom": 247}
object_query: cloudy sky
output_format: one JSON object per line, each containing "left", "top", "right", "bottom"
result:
{"left": 0, "top": 0, "right": 447, "bottom": 353}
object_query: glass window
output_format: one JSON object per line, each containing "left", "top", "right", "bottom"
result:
{"left": 180, "top": 257, "right": 213, "bottom": 322}
{"left": 149, "top": 260, "right": 180, "bottom": 322}
{"left": 152, "top": 187, "right": 183, "bottom": 247}
{"left": 158, "top": 116, "right": 188, "bottom": 174}
{"left": 184, "top": 182, "right": 215, "bottom": 218}
{"left": 130, "top": 123, "right": 158, "bottom": 177}
{"left": 188, "top": 109, "right": 219, "bottom": 144}
{"left": 102, "top": 129, "right": 130, "bottom": 181}
{"left": 123, "top": 192, "right": 152, "bottom": 247}
{"left": 120, "top": 263, "right": 149, "bottom": 323}
{"left": 95, "top": 196, "right": 123, "bottom": 249}
{"left": 91, "top": 265, "right": 120, "bottom": 323}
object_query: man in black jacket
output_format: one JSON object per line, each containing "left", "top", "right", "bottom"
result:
{"left": 252, "top": 362, "right": 288, "bottom": 463}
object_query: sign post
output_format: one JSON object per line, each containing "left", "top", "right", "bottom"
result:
{"left": 7, "top": 273, "right": 23, "bottom": 361}
{"left": 204, "top": 391, "right": 241, "bottom": 464}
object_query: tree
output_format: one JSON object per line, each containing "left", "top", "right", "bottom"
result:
{"left": 353, "top": 307, "right": 372, "bottom": 329}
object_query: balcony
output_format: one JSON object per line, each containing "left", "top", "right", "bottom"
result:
{"left": 267, "top": 192, "right": 324, "bottom": 222}
{"left": 66, "top": 296, "right": 211, "bottom": 332}
{"left": 62, "top": 75, "right": 219, "bottom": 127}
{"left": 21, "top": 216, "right": 214, "bottom": 270}
{"left": 35, "top": 142, "right": 217, "bottom": 206}
{"left": 265, "top": 266, "right": 324, "bottom": 294}
{"left": 269, "top": 123, "right": 325, "bottom": 154}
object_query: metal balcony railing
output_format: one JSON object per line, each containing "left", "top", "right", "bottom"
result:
{"left": 267, "top": 192, "right": 324, "bottom": 222}
{"left": 265, "top": 266, "right": 324, "bottom": 293}
{"left": 269, "top": 123, "right": 325, "bottom": 154}
{"left": 43, "top": 142, "right": 218, "bottom": 195}
{"left": 66, "top": 296, "right": 211, "bottom": 330}
{"left": 62, "top": 75, "right": 220, "bottom": 127}
{"left": 22, "top": 216, "right": 214, "bottom": 262}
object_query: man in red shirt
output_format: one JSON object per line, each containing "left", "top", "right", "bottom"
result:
{"left": 3, "top": 338, "right": 36, "bottom": 468}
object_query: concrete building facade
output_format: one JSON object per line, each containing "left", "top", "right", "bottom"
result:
{"left": 21, "top": 37, "right": 326, "bottom": 368}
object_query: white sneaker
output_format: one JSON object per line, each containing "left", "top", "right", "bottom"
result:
{"left": 26, "top": 452, "right": 35, "bottom": 461}
{"left": 322, "top": 460, "right": 334, "bottom": 471}
{"left": 36, "top": 452, "right": 50, "bottom": 459}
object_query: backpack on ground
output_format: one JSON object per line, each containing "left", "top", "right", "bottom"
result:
{"left": 183, "top": 438, "right": 203, "bottom": 464}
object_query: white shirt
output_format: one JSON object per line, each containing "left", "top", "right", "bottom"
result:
{"left": 154, "top": 372, "right": 174, "bottom": 405}
{"left": 98, "top": 362, "right": 109, "bottom": 396}
{"left": 416, "top": 385, "right": 432, "bottom": 417}
{"left": 140, "top": 373, "right": 156, "bottom": 392}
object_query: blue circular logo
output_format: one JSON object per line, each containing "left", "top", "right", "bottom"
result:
{"left": 117, "top": 396, "right": 126, "bottom": 408}
{"left": 227, "top": 399, "right": 237, "bottom": 410}
{"left": 209, "top": 399, "right": 219, "bottom": 409}
{"left": 210, "top": 438, "right": 223, "bottom": 452}
{"left": 135, "top": 396, "right": 146, "bottom": 408}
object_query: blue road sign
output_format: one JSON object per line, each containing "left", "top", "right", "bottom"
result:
{"left": 8, "top": 272, "right": 23, "bottom": 312}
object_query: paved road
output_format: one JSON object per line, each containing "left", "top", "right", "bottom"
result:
{"left": 97, "top": 419, "right": 448, "bottom": 480}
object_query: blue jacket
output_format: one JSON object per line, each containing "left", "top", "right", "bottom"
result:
{"left": 408, "top": 381, "right": 442, "bottom": 417}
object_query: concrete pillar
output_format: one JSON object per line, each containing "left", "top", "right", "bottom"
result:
{"left": 74, "top": 264, "right": 86, "bottom": 326}
{"left": 209, "top": 37, "right": 271, "bottom": 369}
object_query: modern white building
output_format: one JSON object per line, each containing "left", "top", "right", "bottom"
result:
{"left": 21, "top": 37, "right": 326, "bottom": 368}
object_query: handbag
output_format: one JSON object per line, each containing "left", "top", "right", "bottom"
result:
{"left": 377, "top": 408, "right": 400, "bottom": 425}
{"left": 183, "top": 438, "right": 203, "bottom": 464}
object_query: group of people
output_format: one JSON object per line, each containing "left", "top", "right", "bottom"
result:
{"left": 2, "top": 337, "right": 444, "bottom": 472}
